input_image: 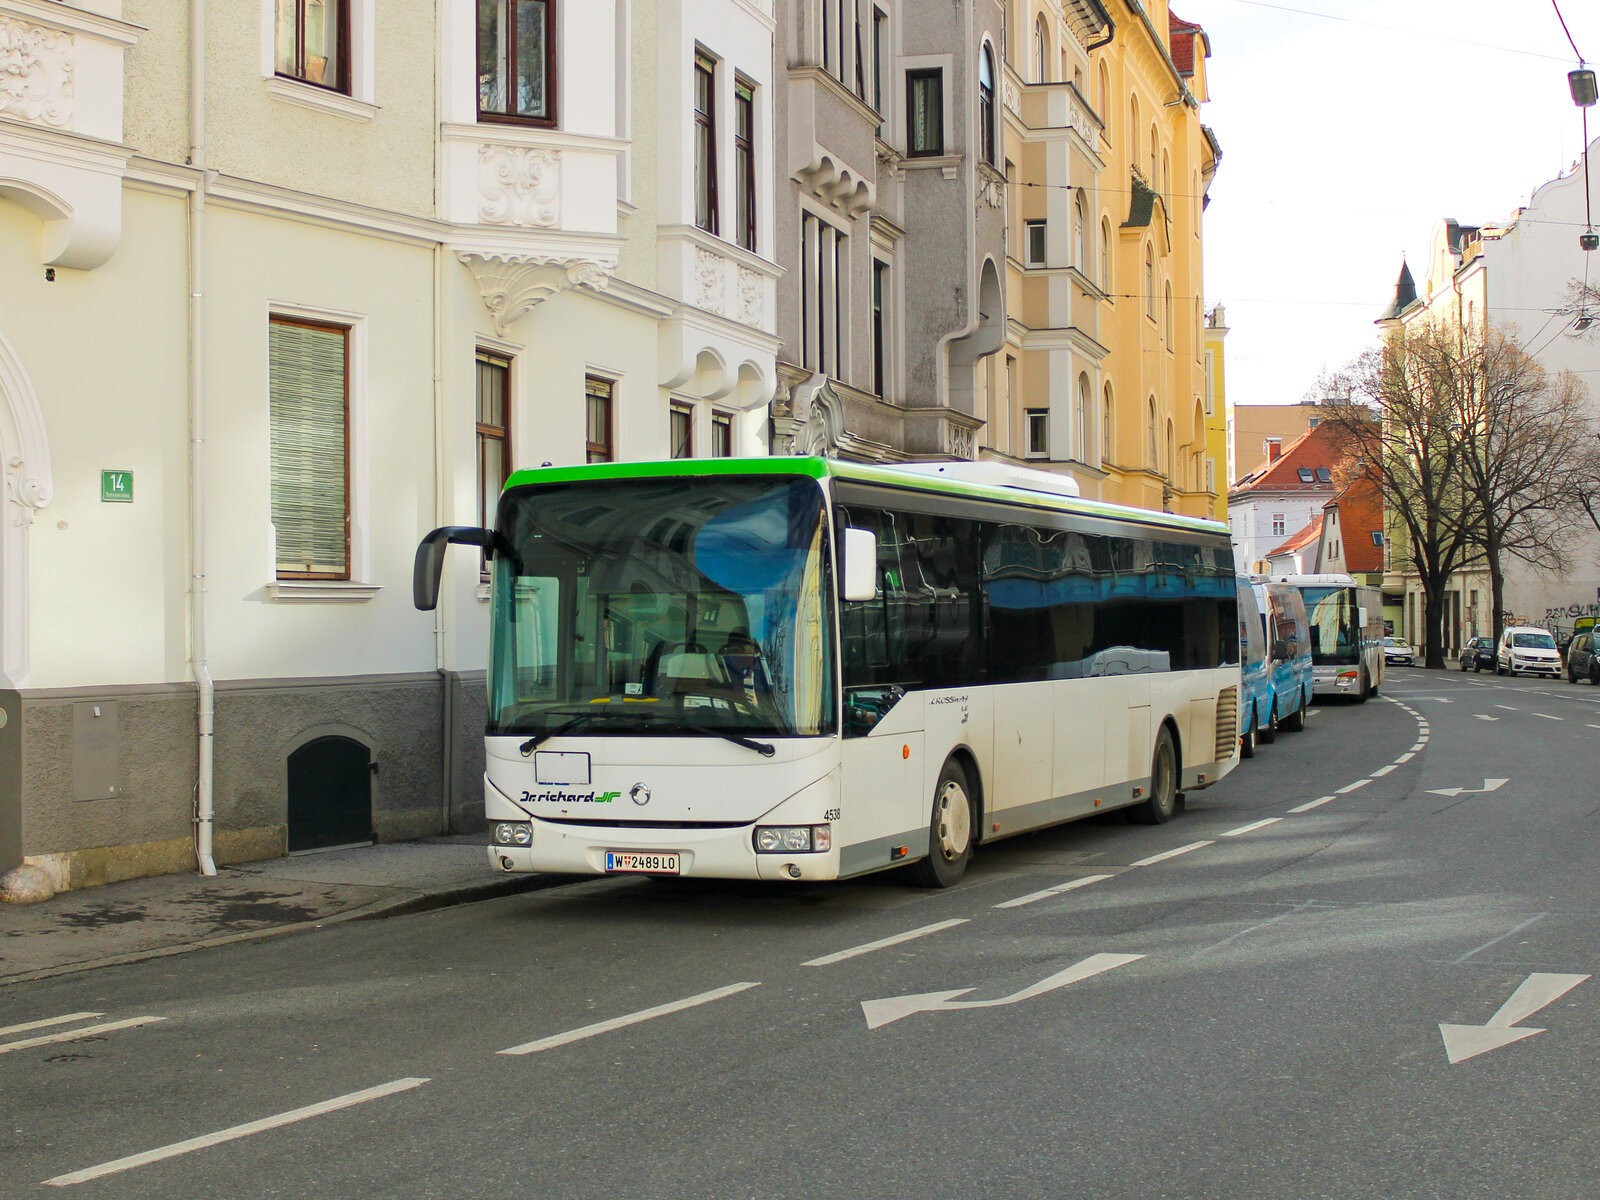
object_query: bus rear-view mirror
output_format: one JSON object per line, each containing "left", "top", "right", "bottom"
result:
{"left": 413, "top": 526, "right": 494, "bottom": 611}
{"left": 841, "top": 527, "right": 878, "bottom": 602}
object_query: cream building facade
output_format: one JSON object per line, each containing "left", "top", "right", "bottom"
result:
{"left": 0, "top": 0, "right": 780, "bottom": 892}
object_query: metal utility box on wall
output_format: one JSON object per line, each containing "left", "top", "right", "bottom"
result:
{"left": 72, "top": 700, "right": 124, "bottom": 802}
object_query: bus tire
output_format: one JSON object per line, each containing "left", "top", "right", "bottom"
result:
{"left": 1282, "top": 690, "right": 1307, "bottom": 732}
{"left": 906, "top": 758, "right": 974, "bottom": 888}
{"left": 1240, "top": 714, "right": 1257, "bottom": 759}
{"left": 1258, "top": 702, "right": 1279, "bottom": 744}
{"left": 1129, "top": 726, "right": 1179, "bottom": 825}
{"left": 1356, "top": 670, "right": 1370, "bottom": 702}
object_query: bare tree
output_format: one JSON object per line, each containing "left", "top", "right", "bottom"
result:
{"left": 1320, "top": 320, "right": 1481, "bottom": 669}
{"left": 1454, "top": 324, "right": 1595, "bottom": 643}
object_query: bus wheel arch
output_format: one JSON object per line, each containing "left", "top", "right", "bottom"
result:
{"left": 1129, "top": 721, "right": 1180, "bottom": 825}
{"left": 947, "top": 746, "right": 985, "bottom": 843}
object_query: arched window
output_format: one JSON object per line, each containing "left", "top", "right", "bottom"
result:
{"left": 1033, "top": 16, "right": 1049, "bottom": 83}
{"left": 1165, "top": 418, "right": 1175, "bottom": 481}
{"left": 1146, "top": 397, "right": 1157, "bottom": 467}
{"left": 1099, "top": 218, "right": 1111, "bottom": 290}
{"left": 1076, "top": 373, "right": 1090, "bottom": 461}
{"left": 979, "top": 45, "right": 997, "bottom": 165}
{"left": 1144, "top": 245, "right": 1155, "bottom": 318}
{"left": 1164, "top": 281, "right": 1173, "bottom": 347}
{"left": 1149, "top": 124, "right": 1158, "bottom": 183}
{"left": 1162, "top": 150, "right": 1170, "bottom": 201}
{"left": 1073, "top": 191, "right": 1086, "bottom": 270}
{"left": 1102, "top": 383, "right": 1114, "bottom": 463}
{"left": 1097, "top": 62, "right": 1109, "bottom": 114}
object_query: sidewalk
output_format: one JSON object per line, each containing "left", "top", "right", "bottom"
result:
{"left": 0, "top": 836, "right": 565, "bottom": 986}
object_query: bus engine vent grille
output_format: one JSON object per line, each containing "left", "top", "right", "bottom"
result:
{"left": 1214, "top": 685, "right": 1239, "bottom": 760}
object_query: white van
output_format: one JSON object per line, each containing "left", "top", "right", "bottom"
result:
{"left": 1496, "top": 626, "right": 1561, "bottom": 677}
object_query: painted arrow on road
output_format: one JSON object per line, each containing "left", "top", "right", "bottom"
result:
{"left": 1425, "top": 778, "right": 1508, "bottom": 798}
{"left": 861, "top": 952, "right": 1143, "bottom": 1030}
{"left": 1472, "top": 715, "right": 1499, "bottom": 722}
{"left": 1439, "top": 973, "right": 1589, "bottom": 1064}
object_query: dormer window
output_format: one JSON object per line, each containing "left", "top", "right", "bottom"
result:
{"left": 1298, "top": 468, "right": 1313, "bottom": 484}
{"left": 1315, "top": 468, "right": 1332, "bottom": 483}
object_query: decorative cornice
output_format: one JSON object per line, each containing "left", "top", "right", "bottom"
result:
{"left": 456, "top": 251, "right": 617, "bottom": 336}
{"left": 793, "top": 148, "right": 875, "bottom": 218}
{"left": 0, "top": 0, "right": 141, "bottom": 46}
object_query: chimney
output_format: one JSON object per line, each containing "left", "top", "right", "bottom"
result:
{"left": 1265, "top": 437, "right": 1282, "bottom": 463}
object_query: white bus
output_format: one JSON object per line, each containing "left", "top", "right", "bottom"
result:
{"left": 1272, "top": 572, "right": 1385, "bottom": 701}
{"left": 415, "top": 458, "right": 1242, "bottom": 887}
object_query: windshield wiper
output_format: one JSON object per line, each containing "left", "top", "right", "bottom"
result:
{"left": 518, "top": 706, "right": 775, "bottom": 757}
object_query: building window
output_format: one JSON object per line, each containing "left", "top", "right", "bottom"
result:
{"left": 1076, "top": 374, "right": 1090, "bottom": 461}
{"left": 872, "top": 8, "right": 886, "bottom": 114}
{"left": 978, "top": 47, "right": 996, "bottom": 165}
{"left": 907, "top": 69, "right": 943, "bottom": 156}
{"left": 1271, "top": 513, "right": 1286, "bottom": 537}
{"left": 1102, "top": 384, "right": 1113, "bottom": 463}
{"left": 694, "top": 52, "right": 719, "bottom": 235}
{"left": 476, "top": 351, "right": 511, "bottom": 567}
{"left": 1073, "top": 191, "right": 1086, "bottom": 271}
{"left": 711, "top": 411, "right": 733, "bottom": 457}
{"left": 1146, "top": 398, "right": 1157, "bottom": 467}
{"left": 822, "top": 0, "right": 836, "bottom": 73}
{"left": 734, "top": 77, "right": 756, "bottom": 252}
{"left": 1024, "top": 220, "right": 1047, "bottom": 267}
{"left": 1026, "top": 409, "right": 1048, "bottom": 458}
{"left": 872, "top": 258, "right": 889, "bottom": 397}
{"left": 1164, "top": 282, "right": 1174, "bottom": 347}
{"left": 669, "top": 402, "right": 694, "bottom": 459}
{"left": 801, "top": 212, "right": 846, "bottom": 378}
{"left": 1204, "top": 351, "right": 1215, "bottom": 415}
{"left": 1372, "top": 530, "right": 1384, "bottom": 546}
{"left": 585, "top": 376, "right": 614, "bottom": 463}
{"left": 1149, "top": 123, "right": 1158, "bottom": 182}
{"left": 1145, "top": 246, "right": 1155, "bottom": 319}
{"left": 1206, "top": 457, "right": 1216, "bottom": 494}
{"left": 1033, "top": 16, "right": 1049, "bottom": 83}
{"left": 270, "top": 317, "right": 350, "bottom": 579}
{"left": 276, "top": 0, "right": 349, "bottom": 91}
{"left": 476, "top": 0, "right": 555, "bottom": 125}
{"left": 1099, "top": 218, "right": 1112, "bottom": 290}
{"left": 1165, "top": 419, "right": 1175, "bottom": 480}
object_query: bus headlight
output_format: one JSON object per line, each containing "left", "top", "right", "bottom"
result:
{"left": 492, "top": 822, "right": 532, "bottom": 846}
{"left": 754, "top": 824, "right": 830, "bottom": 853}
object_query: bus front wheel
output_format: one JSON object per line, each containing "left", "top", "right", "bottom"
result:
{"left": 1130, "top": 727, "right": 1179, "bottom": 825}
{"left": 907, "top": 759, "right": 974, "bottom": 888}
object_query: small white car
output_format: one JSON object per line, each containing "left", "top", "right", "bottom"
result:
{"left": 1496, "top": 626, "right": 1561, "bottom": 677}
{"left": 1382, "top": 636, "right": 1413, "bottom": 666}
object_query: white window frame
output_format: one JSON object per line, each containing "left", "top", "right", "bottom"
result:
{"left": 1024, "top": 220, "right": 1047, "bottom": 268}
{"left": 260, "top": 0, "right": 379, "bottom": 121}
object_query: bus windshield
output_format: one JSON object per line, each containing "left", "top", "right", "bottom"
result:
{"left": 487, "top": 475, "right": 835, "bottom": 740}
{"left": 1300, "top": 585, "right": 1358, "bottom": 665}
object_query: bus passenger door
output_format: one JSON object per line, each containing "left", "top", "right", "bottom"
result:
{"left": 839, "top": 691, "right": 926, "bottom": 875}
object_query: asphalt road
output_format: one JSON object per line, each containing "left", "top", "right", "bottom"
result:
{"left": 4, "top": 669, "right": 1599, "bottom": 1199}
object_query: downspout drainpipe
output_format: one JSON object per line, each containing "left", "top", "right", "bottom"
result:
{"left": 188, "top": 0, "right": 215, "bottom": 875}
{"left": 433, "top": 242, "right": 452, "bottom": 835}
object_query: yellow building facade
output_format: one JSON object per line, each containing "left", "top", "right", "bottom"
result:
{"left": 991, "top": 0, "right": 1219, "bottom": 519}
{"left": 1203, "top": 302, "right": 1229, "bottom": 521}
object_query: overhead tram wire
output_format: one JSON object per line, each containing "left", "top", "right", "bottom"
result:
{"left": 1220, "top": 0, "right": 1572, "bottom": 63}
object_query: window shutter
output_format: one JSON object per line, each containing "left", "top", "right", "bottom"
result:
{"left": 270, "top": 320, "right": 349, "bottom": 577}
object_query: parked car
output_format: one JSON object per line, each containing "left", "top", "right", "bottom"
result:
{"left": 1567, "top": 631, "right": 1599, "bottom": 685}
{"left": 1243, "top": 577, "right": 1314, "bottom": 741}
{"left": 1382, "top": 636, "right": 1414, "bottom": 666}
{"left": 1459, "top": 636, "right": 1495, "bottom": 673}
{"left": 1496, "top": 626, "right": 1562, "bottom": 677}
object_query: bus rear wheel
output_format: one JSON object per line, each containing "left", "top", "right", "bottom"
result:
{"left": 1281, "top": 689, "right": 1308, "bottom": 732}
{"left": 907, "top": 759, "right": 974, "bottom": 888}
{"left": 1130, "top": 727, "right": 1179, "bottom": 825}
{"left": 1258, "top": 703, "right": 1278, "bottom": 744}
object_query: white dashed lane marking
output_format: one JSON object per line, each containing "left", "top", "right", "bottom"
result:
{"left": 804, "top": 919, "right": 970, "bottom": 964}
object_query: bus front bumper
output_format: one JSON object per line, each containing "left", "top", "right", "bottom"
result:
{"left": 486, "top": 819, "right": 841, "bottom": 882}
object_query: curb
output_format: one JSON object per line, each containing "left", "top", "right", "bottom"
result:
{"left": 0, "top": 872, "right": 575, "bottom": 989}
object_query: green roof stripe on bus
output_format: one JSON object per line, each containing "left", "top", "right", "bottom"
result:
{"left": 503, "top": 457, "right": 1227, "bottom": 535}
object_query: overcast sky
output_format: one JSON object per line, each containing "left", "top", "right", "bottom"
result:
{"left": 1176, "top": 0, "right": 1600, "bottom": 409}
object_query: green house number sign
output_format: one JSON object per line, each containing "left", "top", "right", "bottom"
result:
{"left": 101, "top": 470, "right": 133, "bottom": 503}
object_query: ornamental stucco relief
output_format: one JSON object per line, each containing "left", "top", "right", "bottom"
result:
{"left": 478, "top": 146, "right": 560, "bottom": 227}
{"left": 457, "top": 251, "right": 615, "bottom": 336}
{"left": 695, "top": 248, "right": 725, "bottom": 316}
{"left": 0, "top": 17, "right": 73, "bottom": 128}
{"left": 736, "top": 268, "right": 762, "bottom": 328}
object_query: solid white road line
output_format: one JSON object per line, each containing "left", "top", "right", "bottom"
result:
{"left": 1336, "top": 778, "right": 1371, "bottom": 794}
{"left": 1495, "top": 705, "right": 1518, "bottom": 711}
{"left": 1533, "top": 713, "right": 1563, "bottom": 721}
{"left": 993, "top": 875, "right": 1113, "bottom": 909}
{"left": 0, "top": 1017, "right": 164, "bottom": 1057}
{"left": 1130, "top": 840, "right": 1214, "bottom": 867}
{"left": 1287, "top": 796, "right": 1336, "bottom": 813}
{"left": 804, "top": 919, "right": 970, "bottom": 964}
{"left": 1221, "top": 818, "right": 1282, "bottom": 837}
{"left": 0, "top": 1013, "right": 102, "bottom": 1039}
{"left": 44, "top": 1077, "right": 429, "bottom": 1187}
{"left": 498, "top": 982, "right": 760, "bottom": 1055}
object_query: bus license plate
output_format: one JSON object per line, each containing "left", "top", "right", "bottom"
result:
{"left": 605, "top": 851, "right": 681, "bottom": 875}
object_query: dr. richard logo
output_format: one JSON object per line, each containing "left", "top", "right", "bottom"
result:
{"left": 519, "top": 789, "right": 621, "bottom": 804}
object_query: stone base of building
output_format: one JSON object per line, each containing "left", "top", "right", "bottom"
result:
{"left": 0, "top": 671, "right": 488, "bottom": 894}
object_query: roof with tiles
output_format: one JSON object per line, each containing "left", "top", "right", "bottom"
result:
{"left": 1169, "top": 11, "right": 1204, "bottom": 76}
{"left": 1324, "top": 475, "right": 1385, "bottom": 573}
{"left": 1229, "top": 420, "right": 1357, "bottom": 496}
